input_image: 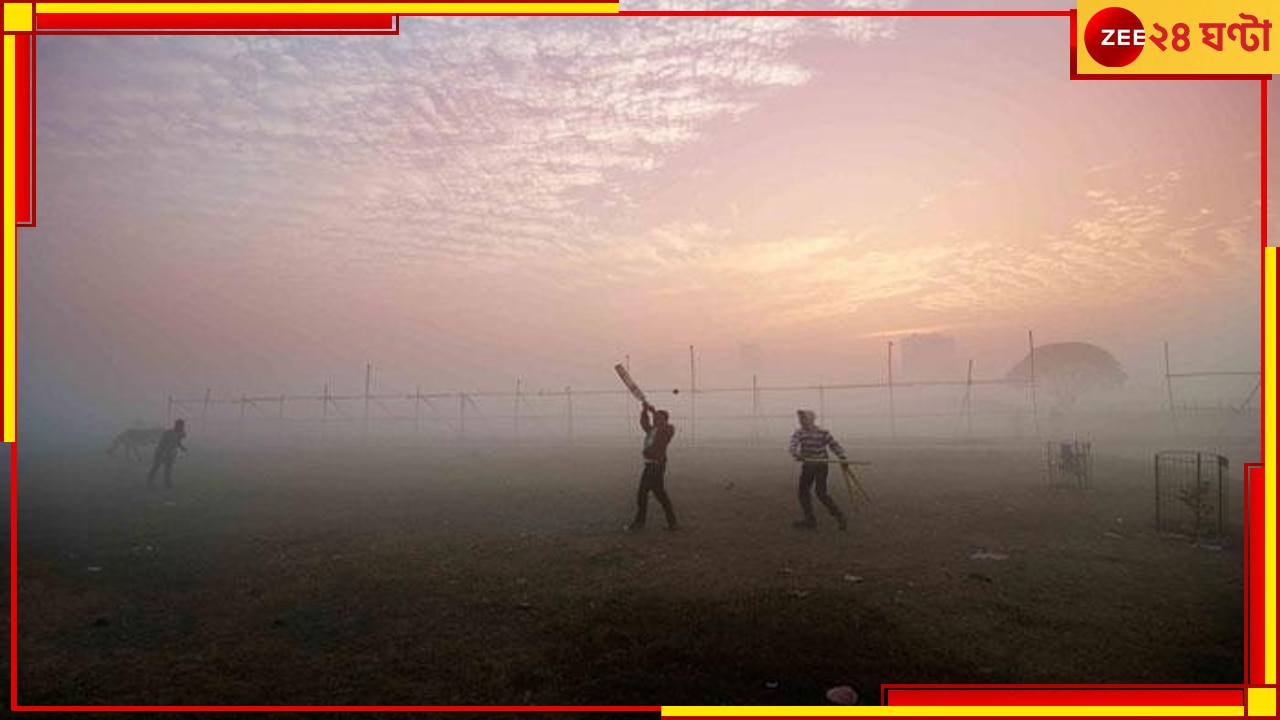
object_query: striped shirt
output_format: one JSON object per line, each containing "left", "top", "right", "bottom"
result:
{"left": 789, "top": 426, "right": 846, "bottom": 461}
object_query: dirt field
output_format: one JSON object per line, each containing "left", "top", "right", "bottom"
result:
{"left": 11, "top": 441, "right": 1245, "bottom": 706}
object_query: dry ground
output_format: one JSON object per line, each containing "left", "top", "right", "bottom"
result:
{"left": 10, "top": 442, "right": 1245, "bottom": 706}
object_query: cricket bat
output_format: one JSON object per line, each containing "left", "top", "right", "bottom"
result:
{"left": 614, "top": 363, "right": 647, "bottom": 404}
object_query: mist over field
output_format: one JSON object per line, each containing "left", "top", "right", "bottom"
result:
{"left": 12, "top": 1, "right": 1258, "bottom": 707}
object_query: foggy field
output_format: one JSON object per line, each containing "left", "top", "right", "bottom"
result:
{"left": 15, "top": 9, "right": 1267, "bottom": 710}
{"left": 13, "top": 442, "right": 1244, "bottom": 707}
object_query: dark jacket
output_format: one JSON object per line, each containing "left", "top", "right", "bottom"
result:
{"left": 640, "top": 409, "right": 675, "bottom": 462}
{"left": 154, "top": 429, "right": 186, "bottom": 461}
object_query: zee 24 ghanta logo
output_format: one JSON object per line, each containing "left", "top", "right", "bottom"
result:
{"left": 1084, "top": 6, "right": 1272, "bottom": 68}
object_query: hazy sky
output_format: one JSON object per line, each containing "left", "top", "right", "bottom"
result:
{"left": 17, "top": 0, "right": 1265, "bottom": 438}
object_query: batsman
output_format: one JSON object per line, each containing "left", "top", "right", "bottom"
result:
{"left": 789, "top": 409, "right": 849, "bottom": 531}
{"left": 615, "top": 363, "right": 679, "bottom": 532}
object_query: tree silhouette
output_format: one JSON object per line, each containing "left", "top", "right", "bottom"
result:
{"left": 1006, "top": 342, "right": 1127, "bottom": 412}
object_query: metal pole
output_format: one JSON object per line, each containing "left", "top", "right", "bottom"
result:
{"left": 364, "top": 362, "right": 372, "bottom": 439}
{"left": 887, "top": 342, "right": 896, "bottom": 439}
{"left": 566, "top": 386, "right": 574, "bottom": 443}
{"left": 965, "top": 359, "right": 974, "bottom": 439}
{"left": 321, "top": 382, "right": 330, "bottom": 441}
{"left": 1164, "top": 341, "right": 1179, "bottom": 436}
{"left": 414, "top": 384, "right": 422, "bottom": 437}
{"left": 1028, "top": 330, "right": 1040, "bottom": 437}
{"left": 201, "top": 388, "right": 210, "bottom": 427}
{"left": 239, "top": 393, "right": 247, "bottom": 443}
{"left": 752, "top": 373, "right": 760, "bottom": 445}
{"left": 514, "top": 378, "right": 521, "bottom": 444}
{"left": 819, "top": 383, "right": 826, "bottom": 425}
{"left": 166, "top": 395, "right": 173, "bottom": 423}
{"left": 689, "top": 345, "right": 697, "bottom": 447}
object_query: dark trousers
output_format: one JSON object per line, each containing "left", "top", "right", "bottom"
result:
{"left": 798, "top": 462, "right": 844, "bottom": 523}
{"left": 147, "top": 456, "right": 175, "bottom": 488}
{"left": 633, "top": 461, "right": 677, "bottom": 528}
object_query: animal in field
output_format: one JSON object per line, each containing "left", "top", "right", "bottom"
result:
{"left": 107, "top": 427, "right": 166, "bottom": 459}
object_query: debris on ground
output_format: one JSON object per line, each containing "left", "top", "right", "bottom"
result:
{"left": 86, "top": 566, "right": 103, "bottom": 573}
{"left": 967, "top": 572, "right": 993, "bottom": 583}
{"left": 826, "top": 685, "right": 858, "bottom": 705}
{"left": 843, "top": 574, "right": 863, "bottom": 583}
{"left": 786, "top": 589, "right": 812, "bottom": 599}
{"left": 1103, "top": 532, "right": 1125, "bottom": 540}
{"left": 969, "top": 549, "right": 1009, "bottom": 561}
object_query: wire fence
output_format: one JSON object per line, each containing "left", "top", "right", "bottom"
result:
{"left": 157, "top": 343, "right": 1260, "bottom": 450}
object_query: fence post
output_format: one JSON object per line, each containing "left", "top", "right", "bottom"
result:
{"left": 414, "top": 385, "right": 422, "bottom": 437}
{"left": 166, "top": 394, "right": 173, "bottom": 423}
{"left": 818, "top": 383, "right": 826, "bottom": 426}
{"left": 887, "top": 342, "right": 897, "bottom": 440}
{"left": 512, "top": 379, "right": 522, "bottom": 440}
{"left": 965, "top": 359, "right": 974, "bottom": 439}
{"left": 566, "top": 386, "right": 574, "bottom": 443}
{"left": 321, "top": 382, "right": 330, "bottom": 441}
{"left": 201, "top": 388, "right": 210, "bottom": 429}
{"left": 238, "top": 394, "right": 247, "bottom": 443}
{"left": 1164, "top": 341, "right": 1179, "bottom": 436}
{"left": 752, "top": 374, "right": 760, "bottom": 445}
{"left": 364, "top": 363, "right": 372, "bottom": 440}
{"left": 1028, "top": 330, "right": 1040, "bottom": 437}
{"left": 689, "top": 345, "right": 697, "bottom": 447}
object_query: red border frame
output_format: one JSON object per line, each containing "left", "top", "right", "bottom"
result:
{"left": 4, "top": 5, "right": 1268, "bottom": 714}
{"left": 13, "top": 32, "right": 29, "bottom": 225}
{"left": 1247, "top": 464, "right": 1266, "bottom": 686}
{"left": 35, "top": 13, "right": 398, "bottom": 31}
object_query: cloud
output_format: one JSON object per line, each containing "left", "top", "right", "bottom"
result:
{"left": 561, "top": 159, "right": 1260, "bottom": 334}
{"left": 37, "top": 7, "right": 908, "bottom": 282}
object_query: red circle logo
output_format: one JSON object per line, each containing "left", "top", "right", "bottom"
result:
{"left": 1084, "top": 7, "right": 1145, "bottom": 67}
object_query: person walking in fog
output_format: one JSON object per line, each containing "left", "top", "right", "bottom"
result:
{"left": 789, "top": 410, "right": 848, "bottom": 531}
{"left": 629, "top": 401, "right": 678, "bottom": 532}
{"left": 147, "top": 418, "right": 188, "bottom": 489}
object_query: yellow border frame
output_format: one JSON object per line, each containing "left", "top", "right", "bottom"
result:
{"left": 1, "top": 2, "right": 1272, "bottom": 716}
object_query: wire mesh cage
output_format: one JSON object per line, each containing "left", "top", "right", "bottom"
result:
{"left": 1045, "top": 440, "right": 1092, "bottom": 489}
{"left": 1154, "top": 451, "right": 1229, "bottom": 541}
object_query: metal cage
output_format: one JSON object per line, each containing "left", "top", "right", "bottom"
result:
{"left": 1046, "top": 440, "right": 1093, "bottom": 490}
{"left": 1154, "top": 451, "right": 1228, "bottom": 541}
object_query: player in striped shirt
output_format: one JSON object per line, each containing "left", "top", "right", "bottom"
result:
{"left": 788, "top": 410, "right": 848, "bottom": 531}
